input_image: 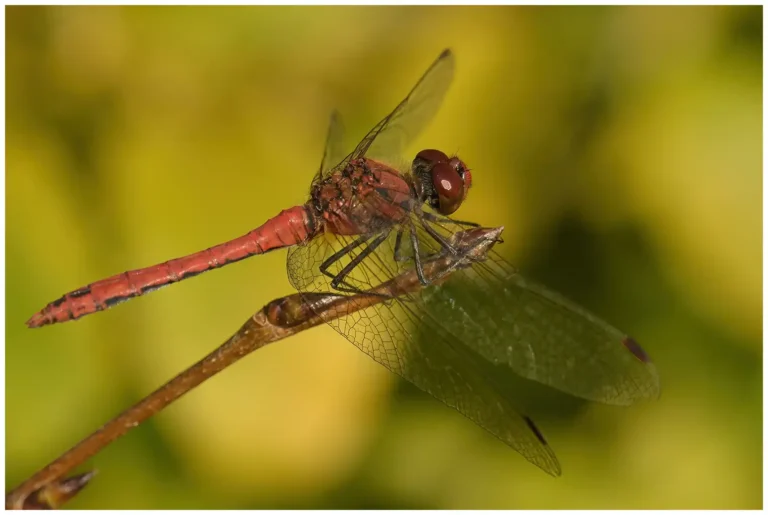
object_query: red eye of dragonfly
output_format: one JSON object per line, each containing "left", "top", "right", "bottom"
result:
{"left": 449, "top": 156, "right": 472, "bottom": 199}
{"left": 431, "top": 161, "right": 466, "bottom": 215}
{"left": 411, "top": 149, "right": 471, "bottom": 215}
{"left": 415, "top": 148, "right": 449, "bottom": 166}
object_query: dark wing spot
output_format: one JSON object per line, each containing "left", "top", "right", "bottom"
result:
{"left": 622, "top": 336, "right": 652, "bottom": 363}
{"left": 523, "top": 416, "right": 548, "bottom": 446}
{"left": 69, "top": 287, "right": 92, "bottom": 298}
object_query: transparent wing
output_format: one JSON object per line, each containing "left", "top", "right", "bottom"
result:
{"left": 313, "top": 110, "right": 347, "bottom": 184}
{"left": 407, "top": 216, "right": 661, "bottom": 406}
{"left": 289, "top": 207, "right": 659, "bottom": 407}
{"left": 286, "top": 221, "right": 562, "bottom": 476}
{"left": 349, "top": 49, "right": 456, "bottom": 166}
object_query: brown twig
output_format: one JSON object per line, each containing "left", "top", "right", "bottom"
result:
{"left": 6, "top": 226, "right": 503, "bottom": 509}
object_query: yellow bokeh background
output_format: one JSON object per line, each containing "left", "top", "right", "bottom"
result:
{"left": 6, "top": 5, "right": 761, "bottom": 509}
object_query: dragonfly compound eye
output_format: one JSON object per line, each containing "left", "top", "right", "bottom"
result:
{"left": 414, "top": 149, "right": 449, "bottom": 169}
{"left": 449, "top": 156, "right": 472, "bottom": 201}
{"left": 431, "top": 161, "right": 466, "bottom": 215}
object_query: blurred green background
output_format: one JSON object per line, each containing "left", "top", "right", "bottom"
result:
{"left": 6, "top": 5, "right": 762, "bottom": 509}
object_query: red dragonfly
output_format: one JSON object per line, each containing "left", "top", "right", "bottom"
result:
{"left": 28, "top": 49, "right": 659, "bottom": 475}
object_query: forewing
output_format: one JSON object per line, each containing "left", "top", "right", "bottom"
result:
{"left": 286, "top": 221, "right": 562, "bottom": 476}
{"left": 350, "top": 49, "right": 456, "bottom": 166}
{"left": 313, "top": 110, "right": 347, "bottom": 184}
{"left": 410, "top": 217, "right": 661, "bottom": 406}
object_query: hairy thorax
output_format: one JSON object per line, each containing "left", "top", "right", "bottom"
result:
{"left": 310, "top": 158, "right": 416, "bottom": 236}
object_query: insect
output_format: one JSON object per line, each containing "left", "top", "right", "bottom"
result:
{"left": 28, "top": 49, "right": 659, "bottom": 474}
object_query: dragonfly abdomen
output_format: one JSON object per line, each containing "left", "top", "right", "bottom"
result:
{"left": 27, "top": 205, "right": 314, "bottom": 328}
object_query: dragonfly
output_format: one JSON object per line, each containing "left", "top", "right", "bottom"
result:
{"left": 27, "top": 49, "right": 659, "bottom": 475}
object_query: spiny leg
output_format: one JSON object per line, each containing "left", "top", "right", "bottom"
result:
{"left": 420, "top": 211, "right": 504, "bottom": 251}
{"left": 409, "top": 226, "right": 429, "bottom": 285}
{"left": 328, "top": 232, "right": 391, "bottom": 296}
{"left": 393, "top": 227, "right": 409, "bottom": 263}
{"left": 418, "top": 217, "right": 459, "bottom": 256}
{"left": 421, "top": 211, "right": 481, "bottom": 228}
{"left": 319, "top": 235, "right": 370, "bottom": 280}
{"left": 410, "top": 215, "right": 489, "bottom": 286}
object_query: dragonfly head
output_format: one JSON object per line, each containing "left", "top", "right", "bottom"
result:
{"left": 412, "top": 149, "right": 472, "bottom": 215}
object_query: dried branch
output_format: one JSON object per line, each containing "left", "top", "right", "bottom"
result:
{"left": 6, "top": 226, "right": 503, "bottom": 509}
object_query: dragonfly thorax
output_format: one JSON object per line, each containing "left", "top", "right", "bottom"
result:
{"left": 412, "top": 149, "right": 472, "bottom": 215}
{"left": 310, "top": 158, "right": 414, "bottom": 236}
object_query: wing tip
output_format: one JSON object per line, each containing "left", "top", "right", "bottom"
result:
{"left": 522, "top": 414, "right": 562, "bottom": 476}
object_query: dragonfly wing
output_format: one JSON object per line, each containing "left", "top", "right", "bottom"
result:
{"left": 313, "top": 110, "right": 347, "bottom": 184}
{"left": 350, "top": 49, "right": 456, "bottom": 166}
{"left": 286, "top": 224, "right": 562, "bottom": 476}
{"left": 408, "top": 217, "right": 661, "bottom": 406}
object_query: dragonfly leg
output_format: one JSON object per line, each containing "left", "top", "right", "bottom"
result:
{"left": 421, "top": 211, "right": 481, "bottom": 228}
{"left": 418, "top": 217, "right": 459, "bottom": 256}
{"left": 419, "top": 213, "right": 502, "bottom": 262}
{"left": 415, "top": 216, "right": 494, "bottom": 285}
{"left": 409, "top": 226, "right": 429, "bottom": 285}
{"left": 397, "top": 223, "right": 449, "bottom": 287}
{"left": 393, "top": 227, "right": 410, "bottom": 263}
{"left": 317, "top": 233, "right": 391, "bottom": 297}
{"left": 395, "top": 224, "right": 453, "bottom": 288}
{"left": 327, "top": 233, "right": 391, "bottom": 297}
{"left": 319, "top": 235, "right": 369, "bottom": 278}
